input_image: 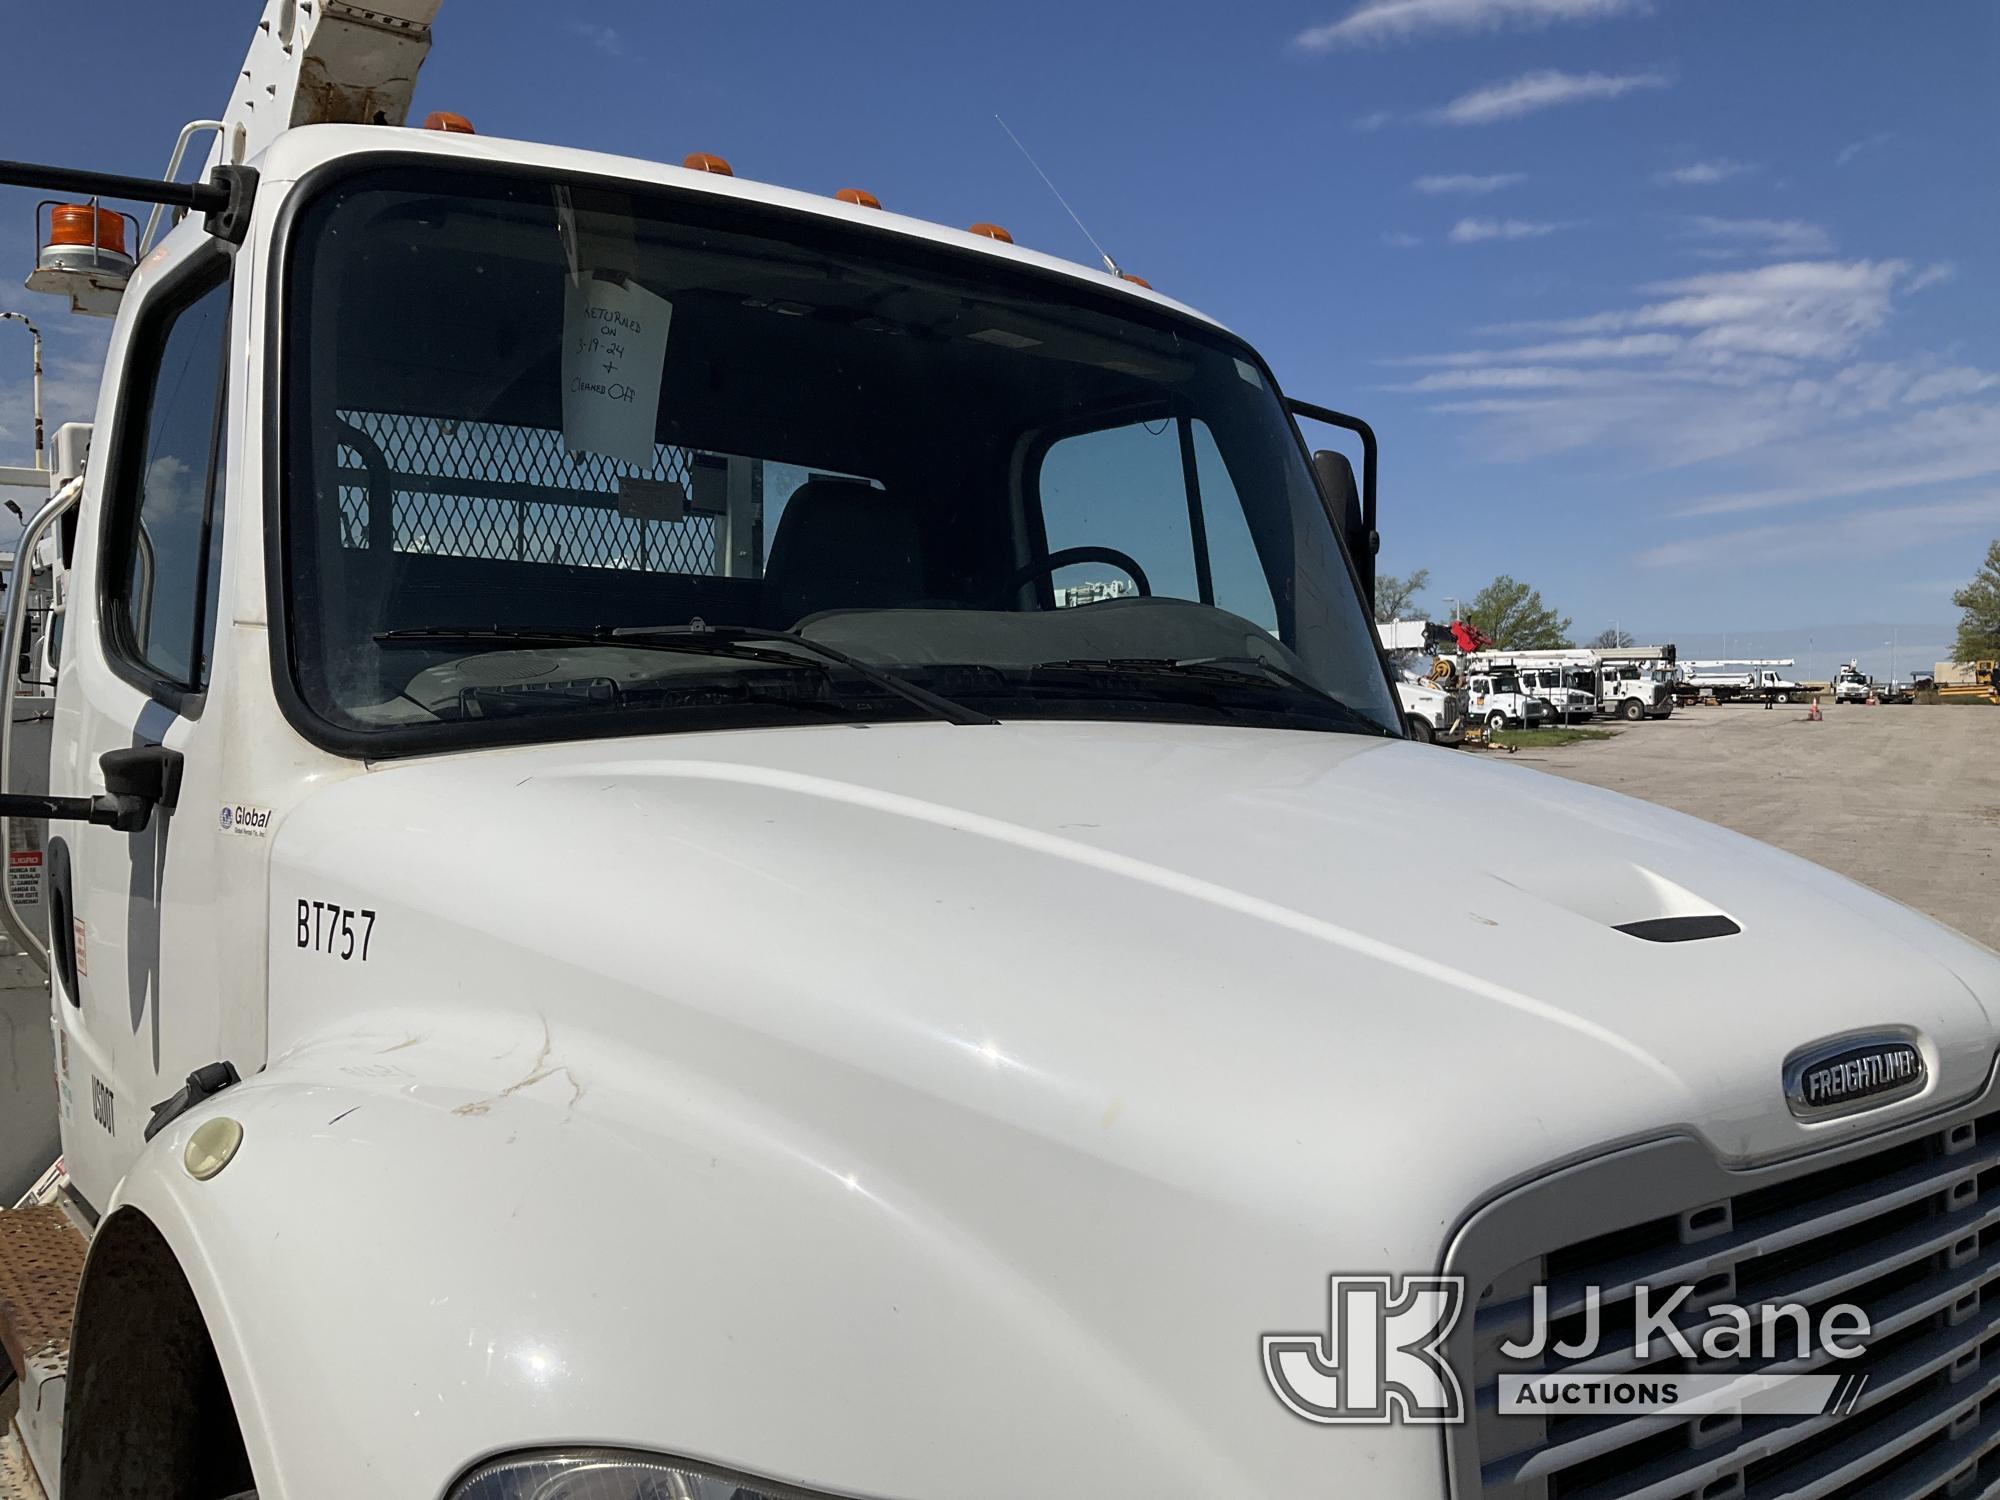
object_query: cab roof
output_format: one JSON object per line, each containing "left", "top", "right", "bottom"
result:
{"left": 250, "top": 124, "right": 1229, "bottom": 336}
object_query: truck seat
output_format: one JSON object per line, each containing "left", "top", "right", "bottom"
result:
{"left": 763, "top": 479, "right": 924, "bottom": 627}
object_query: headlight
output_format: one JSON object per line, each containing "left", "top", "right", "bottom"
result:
{"left": 453, "top": 1450, "right": 825, "bottom": 1500}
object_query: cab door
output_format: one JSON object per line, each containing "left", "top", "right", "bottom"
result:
{"left": 50, "top": 244, "right": 240, "bottom": 1208}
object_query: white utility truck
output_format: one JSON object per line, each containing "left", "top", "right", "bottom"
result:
{"left": 1469, "top": 647, "right": 1677, "bottom": 722}
{"left": 1595, "top": 654, "right": 1676, "bottom": 719}
{"left": 5, "top": 7, "right": 2000, "bottom": 1500}
{"left": 1375, "top": 619, "right": 1469, "bottom": 744}
{"left": 1675, "top": 659, "right": 1810, "bottom": 705}
{"left": 1835, "top": 661, "right": 1874, "bottom": 704}
{"left": 1391, "top": 672, "right": 1468, "bottom": 745}
{"left": 1516, "top": 664, "right": 1594, "bottom": 722}
{"left": 1581, "top": 645, "right": 1678, "bottom": 721}
{"left": 1465, "top": 652, "right": 1593, "bottom": 724}
{"left": 1462, "top": 663, "right": 1551, "bottom": 731}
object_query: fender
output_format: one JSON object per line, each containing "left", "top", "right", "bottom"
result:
{"left": 87, "top": 1019, "right": 1300, "bottom": 1500}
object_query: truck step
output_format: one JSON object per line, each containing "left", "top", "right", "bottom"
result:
{"left": 0, "top": 1427, "right": 50, "bottom": 1500}
{"left": 0, "top": 1205, "right": 84, "bottom": 1500}
{"left": 0, "top": 1206, "right": 86, "bottom": 1386}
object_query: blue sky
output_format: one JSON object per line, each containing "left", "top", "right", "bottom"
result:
{"left": 2, "top": 0, "right": 1995, "bottom": 678}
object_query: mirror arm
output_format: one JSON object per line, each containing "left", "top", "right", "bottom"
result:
{"left": 0, "top": 792, "right": 152, "bottom": 834}
{"left": 0, "top": 478, "right": 81, "bottom": 972}
{"left": 1287, "top": 399, "right": 1379, "bottom": 616}
{"left": 1286, "top": 399, "right": 1378, "bottom": 559}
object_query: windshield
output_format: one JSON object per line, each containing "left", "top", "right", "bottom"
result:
{"left": 279, "top": 165, "right": 1397, "bottom": 753}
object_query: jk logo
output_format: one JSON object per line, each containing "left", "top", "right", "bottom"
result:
{"left": 1263, "top": 1275, "right": 1466, "bottom": 1425}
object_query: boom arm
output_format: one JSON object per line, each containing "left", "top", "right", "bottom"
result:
{"left": 209, "top": 0, "right": 445, "bottom": 171}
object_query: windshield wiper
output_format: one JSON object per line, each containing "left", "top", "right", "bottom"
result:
{"left": 613, "top": 621, "right": 996, "bottom": 726}
{"left": 1043, "top": 656, "right": 1395, "bottom": 736}
{"left": 374, "top": 623, "right": 995, "bottom": 727}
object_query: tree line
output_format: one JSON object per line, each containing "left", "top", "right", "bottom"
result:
{"left": 1375, "top": 568, "right": 1625, "bottom": 650}
{"left": 1373, "top": 536, "right": 2000, "bottom": 662}
{"left": 1954, "top": 540, "right": 2000, "bottom": 662}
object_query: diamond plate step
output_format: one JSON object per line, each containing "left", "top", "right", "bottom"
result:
{"left": 0, "top": 1206, "right": 85, "bottom": 1385}
{"left": 0, "top": 1425, "right": 49, "bottom": 1500}
{"left": 0, "top": 1205, "right": 83, "bottom": 1500}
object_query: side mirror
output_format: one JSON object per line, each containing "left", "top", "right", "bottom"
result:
{"left": 1310, "top": 448, "right": 1377, "bottom": 606}
{"left": 100, "top": 745, "right": 184, "bottom": 813}
{"left": 1286, "top": 400, "right": 1378, "bottom": 614}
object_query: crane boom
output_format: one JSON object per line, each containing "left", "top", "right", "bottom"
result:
{"left": 209, "top": 0, "right": 445, "bottom": 172}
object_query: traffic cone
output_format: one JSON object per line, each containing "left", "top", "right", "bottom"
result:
{"left": 1808, "top": 697, "right": 1823, "bottom": 721}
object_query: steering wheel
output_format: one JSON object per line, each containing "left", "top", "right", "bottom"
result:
{"left": 994, "top": 546, "right": 1152, "bottom": 606}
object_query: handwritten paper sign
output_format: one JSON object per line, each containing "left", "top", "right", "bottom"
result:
{"left": 562, "top": 272, "right": 673, "bottom": 466}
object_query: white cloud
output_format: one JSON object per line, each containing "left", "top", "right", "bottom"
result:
{"left": 1835, "top": 131, "right": 1895, "bottom": 167}
{"left": 1389, "top": 333, "right": 1686, "bottom": 366}
{"left": 1656, "top": 158, "right": 1757, "bottom": 186}
{"left": 1352, "top": 110, "right": 1397, "bottom": 132}
{"left": 1641, "top": 492, "right": 2000, "bottom": 568}
{"left": 1906, "top": 262, "right": 1955, "bottom": 294}
{"left": 1401, "top": 366, "right": 1598, "bottom": 389}
{"left": 1382, "top": 231, "right": 1424, "bottom": 248}
{"left": 1449, "top": 216, "right": 1568, "bottom": 242}
{"left": 1294, "top": 0, "right": 1646, "bottom": 49}
{"left": 1414, "top": 172, "right": 1527, "bottom": 195}
{"left": 1402, "top": 251, "right": 1996, "bottom": 539}
{"left": 1430, "top": 68, "right": 1670, "bottom": 125}
{"left": 1672, "top": 401, "right": 2000, "bottom": 516}
{"left": 1483, "top": 261, "right": 1909, "bottom": 360}
{"left": 570, "top": 21, "right": 622, "bottom": 55}
{"left": 1685, "top": 215, "right": 1834, "bottom": 256}
{"left": 1902, "top": 367, "right": 1998, "bottom": 405}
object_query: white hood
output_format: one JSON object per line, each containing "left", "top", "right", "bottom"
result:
{"left": 245, "top": 721, "right": 2000, "bottom": 1498}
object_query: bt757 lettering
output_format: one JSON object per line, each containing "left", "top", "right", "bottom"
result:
{"left": 297, "top": 899, "right": 377, "bottom": 962}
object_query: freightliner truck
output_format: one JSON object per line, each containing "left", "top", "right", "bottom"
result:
{"left": 4, "top": 5, "right": 2000, "bottom": 1499}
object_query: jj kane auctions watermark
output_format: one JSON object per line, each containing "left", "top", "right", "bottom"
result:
{"left": 1264, "top": 1275, "right": 1871, "bottom": 1425}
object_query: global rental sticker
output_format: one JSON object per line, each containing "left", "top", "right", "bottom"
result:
{"left": 220, "top": 804, "right": 274, "bottom": 837}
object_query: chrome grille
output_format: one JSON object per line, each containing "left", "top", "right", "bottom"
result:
{"left": 1459, "top": 1103, "right": 2000, "bottom": 1500}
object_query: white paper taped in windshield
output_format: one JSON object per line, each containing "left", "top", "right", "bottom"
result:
{"left": 562, "top": 272, "right": 673, "bottom": 466}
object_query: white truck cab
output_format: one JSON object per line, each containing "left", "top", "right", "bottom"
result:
{"left": 1468, "top": 648, "right": 1675, "bottom": 724}
{"left": 1463, "top": 665, "right": 1551, "bottom": 730}
{"left": 1835, "top": 661, "right": 1874, "bottom": 703}
{"left": 4, "top": 7, "right": 2000, "bottom": 1500}
{"left": 1596, "top": 658, "right": 1675, "bottom": 720}
{"left": 1393, "top": 673, "right": 1469, "bottom": 744}
{"left": 1516, "top": 664, "right": 1595, "bottom": 722}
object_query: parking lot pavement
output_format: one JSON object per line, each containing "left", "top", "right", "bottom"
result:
{"left": 1507, "top": 704, "right": 2000, "bottom": 952}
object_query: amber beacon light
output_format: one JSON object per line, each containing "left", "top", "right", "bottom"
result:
{"left": 27, "top": 200, "right": 137, "bottom": 316}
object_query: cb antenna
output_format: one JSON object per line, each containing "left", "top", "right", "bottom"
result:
{"left": 995, "top": 114, "right": 1123, "bottom": 279}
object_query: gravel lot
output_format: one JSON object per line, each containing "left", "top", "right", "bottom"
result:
{"left": 1508, "top": 703, "right": 2000, "bottom": 951}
